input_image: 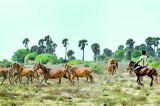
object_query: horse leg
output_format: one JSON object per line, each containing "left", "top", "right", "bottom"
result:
{"left": 58, "top": 77, "right": 62, "bottom": 84}
{"left": 26, "top": 76, "right": 30, "bottom": 84}
{"left": 86, "top": 77, "right": 89, "bottom": 82}
{"left": 89, "top": 75, "right": 93, "bottom": 83}
{"left": 138, "top": 76, "right": 144, "bottom": 86}
{"left": 77, "top": 77, "right": 79, "bottom": 83}
{"left": 31, "top": 72, "right": 39, "bottom": 83}
{"left": 1, "top": 75, "right": 7, "bottom": 84}
{"left": 67, "top": 74, "right": 74, "bottom": 85}
{"left": 44, "top": 78, "right": 51, "bottom": 85}
{"left": 149, "top": 76, "right": 153, "bottom": 87}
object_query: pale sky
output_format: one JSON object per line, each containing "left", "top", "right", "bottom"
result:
{"left": 0, "top": 0, "right": 160, "bottom": 61}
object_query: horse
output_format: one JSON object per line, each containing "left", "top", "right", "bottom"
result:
{"left": 64, "top": 64, "right": 94, "bottom": 83}
{"left": 127, "top": 61, "right": 134, "bottom": 74}
{"left": 11, "top": 63, "right": 39, "bottom": 84}
{"left": 129, "top": 60, "right": 158, "bottom": 86}
{"left": 33, "top": 63, "right": 73, "bottom": 85}
{"left": 0, "top": 65, "right": 14, "bottom": 84}
{"left": 106, "top": 59, "right": 118, "bottom": 75}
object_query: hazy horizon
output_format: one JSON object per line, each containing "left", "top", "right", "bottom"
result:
{"left": 0, "top": 0, "right": 160, "bottom": 61}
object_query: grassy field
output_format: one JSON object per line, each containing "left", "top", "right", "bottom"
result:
{"left": 0, "top": 62, "right": 159, "bottom": 106}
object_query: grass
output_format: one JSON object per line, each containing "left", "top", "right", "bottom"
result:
{"left": 0, "top": 62, "right": 159, "bottom": 106}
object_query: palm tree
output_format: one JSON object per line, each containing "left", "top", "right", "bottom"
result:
{"left": 125, "top": 38, "right": 135, "bottom": 60}
{"left": 91, "top": 43, "right": 100, "bottom": 61}
{"left": 22, "top": 38, "right": 30, "bottom": 48}
{"left": 145, "top": 37, "right": 154, "bottom": 56}
{"left": 62, "top": 38, "right": 69, "bottom": 60}
{"left": 38, "top": 39, "right": 46, "bottom": 54}
{"left": 78, "top": 39, "right": 88, "bottom": 61}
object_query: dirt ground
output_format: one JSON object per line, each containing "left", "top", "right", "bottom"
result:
{"left": 0, "top": 62, "right": 159, "bottom": 106}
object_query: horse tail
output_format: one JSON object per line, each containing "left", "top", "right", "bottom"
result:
{"left": 153, "top": 68, "right": 158, "bottom": 76}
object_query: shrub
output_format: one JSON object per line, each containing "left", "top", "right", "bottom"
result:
{"left": 150, "top": 61, "right": 159, "bottom": 68}
{"left": 92, "top": 63, "right": 103, "bottom": 74}
{"left": 67, "top": 60, "right": 81, "bottom": 65}
{"left": 35, "top": 54, "right": 57, "bottom": 64}
{"left": 24, "top": 53, "right": 37, "bottom": 64}
{"left": 0, "top": 59, "right": 11, "bottom": 67}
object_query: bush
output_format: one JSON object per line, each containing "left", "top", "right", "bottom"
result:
{"left": 91, "top": 63, "right": 103, "bottom": 74}
{"left": 24, "top": 53, "right": 37, "bottom": 64}
{"left": 67, "top": 60, "right": 81, "bottom": 65}
{"left": 150, "top": 61, "right": 159, "bottom": 68}
{"left": 35, "top": 54, "right": 57, "bottom": 64}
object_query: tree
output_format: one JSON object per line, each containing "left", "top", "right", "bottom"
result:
{"left": 52, "top": 43, "right": 57, "bottom": 54}
{"left": 12, "top": 48, "right": 29, "bottom": 63}
{"left": 103, "top": 48, "right": 112, "bottom": 57}
{"left": 118, "top": 45, "right": 124, "bottom": 50}
{"left": 139, "top": 44, "right": 147, "bottom": 51}
{"left": 22, "top": 38, "right": 30, "bottom": 48}
{"left": 30, "top": 45, "right": 38, "bottom": 53}
{"left": 132, "top": 50, "right": 141, "bottom": 58}
{"left": 38, "top": 39, "right": 46, "bottom": 54}
{"left": 78, "top": 39, "right": 88, "bottom": 61}
{"left": 114, "top": 50, "right": 125, "bottom": 60}
{"left": 67, "top": 50, "right": 75, "bottom": 61}
{"left": 125, "top": 38, "right": 135, "bottom": 60}
{"left": 62, "top": 38, "right": 69, "bottom": 60}
{"left": 91, "top": 43, "right": 100, "bottom": 61}
{"left": 145, "top": 37, "right": 154, "bottom": 56}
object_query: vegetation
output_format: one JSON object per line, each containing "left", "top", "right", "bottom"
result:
{"left": 35, "top": 54, "right": 57, "bottom": 64}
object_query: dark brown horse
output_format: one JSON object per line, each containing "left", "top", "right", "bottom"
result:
{"left": 0, "top": 66, "right": 13, "bottom": 84}
{"left": 11, "top": 63, "right": 39, "bottom": 84}
{"left": 33, "top": 63, "right": 73, "bottom": 85}
{"left": 129, "top": 60, "right": 158, "bottom": 86}
{"left": 65, "top": 64, "right": 94, "bottom": 83}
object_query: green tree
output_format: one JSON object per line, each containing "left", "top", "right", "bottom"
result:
{"left": 139, "top": 44, "right": 147, "bottom": 51}
{"left": 145, "top": 37, "right": 154, "bottom": 56}
{"left": 12, "top": 48, "right": 29, "bottom": 63}
{"left": 118, "top": 45, "right": 124, "bottom": 50}
{"left": 67, "top": 50, "right": 75, "bottom": 61}
{"left": 62, "top": 38, "right": 69, "bottom": 60}
{"left": 91, "top": 43, "right": 100, "bottom": 61}
{"left": 132, "top": 50, "right": 141, "bottom": 58}
{"left": 125, "top": 38, "right": 135, "bottom": 60}
{"left": 22, "top": 38, "right": 30, "bottom": 48}
{"left": 30, "top": 45, "right": 38, "bottom": 53}
{"left": 103, "top": 48, "right": 112, "bottom": 57}
{"left": 114, "top": 50, "right": 125, "bottom": 60}
{"left": 78, "top": 39, "right": 88, "bottom": 61}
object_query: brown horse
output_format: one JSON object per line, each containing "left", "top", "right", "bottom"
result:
{"left": 11, "top": 63, "right": 39, "bottom": 84}
{"left": 129, "top": 60, "right": 158, "bottom": 86}
{"left": 65, "top": 64, "right": 94, "bottom": 83}
{"left": 33, "top": 63, "right": 73, "bottom": 85}
{"left": 0, "top": 66, "right": 13, "bottom": 84}
{"left": 106, "top": 59, "right": 118, "bottom": 75}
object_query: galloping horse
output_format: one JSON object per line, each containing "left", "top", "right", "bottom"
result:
{"left": 11, "top": 63, "right": 39, "bottom": 84}
{"left": 65, "top": 64, "right": 94, "bottom": 83}
{"left": 33, "top": 63, "right": 73, "bottom": 85}
{"left": 0, "top": 66, "right": 13, "bottom": 84}
{"left": 129, "top": 60, "right": 158, "bottom": 86}
{"left": 106, "top": 59, "right": 118, "bottom": 75}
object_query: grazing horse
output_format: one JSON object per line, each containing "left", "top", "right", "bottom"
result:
{"left": 33, "top": 63, "right": 73, "bottom": 85}
{"left": 11, "top": 63, "right": 39, "bottom": 84}
{"left": 106, "top": 59, "right": 118, "bottom": 75}
{"left": 0, "top": 66, "right": 13, "bottom": 84}
{"left": 64, "top": 64, "right": 94, "bottom": 83}
{"left": 129, "top": 60, "right": 158, "bottom": 86}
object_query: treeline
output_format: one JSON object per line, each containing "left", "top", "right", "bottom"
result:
{"left": 1, "top": 35, "right": 160, "bottom": 66}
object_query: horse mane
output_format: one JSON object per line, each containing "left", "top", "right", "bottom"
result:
{"left": 39, "top": 63, "right": 50, "bottom": 73}
{"left": 108, "top": 59, "right": 115, "bottom": 65}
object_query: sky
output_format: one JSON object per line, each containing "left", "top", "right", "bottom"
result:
{"left": 0, "top": 0, "right": 160, "bottom": 61}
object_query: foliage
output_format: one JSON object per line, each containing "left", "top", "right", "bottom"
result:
{"left": 150, "top": 61, "right": 159, "bottom": 68}
{"left": 12, "top": 48, "right": 29, "bottom": 63}
{"left": 114, "top": 50, "right": 125, "bottom": 60}
{"left": 91, "top": 63, "right": 103, "bottom": 74}
{"left": 91, "top": 43, "right": 100, "bottom": 61}
{"left": 0, "top": 59, "right": 11, "bottom": 67}
{"left": 67, "top": 60, "right": 81, "bottom": 65}
{"left": 67, "top": 50, "right": 75, "bottom": 61}
{"left": 35, "top": 54, "right": 57, "bottom": 64}
{"left": 58, "top": 57, "right": 68, "bottom": 63}
{"left": 103, "top": 48, "right": 112, "bottom": 57}
{"left": 24, "top": 53, "right": 37, "bottom": 64}
{"left": 78, "top": 39, "right": 88, "bottom": 61}
{"left": 132, "top": 50, "right": 141, "bottom": 58}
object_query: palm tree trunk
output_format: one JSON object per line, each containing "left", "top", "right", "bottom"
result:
{"left": 82, "top": 49, "right": 84, "bottom": 61}
{"left": 65, "top": 46, "right": 67, "bottom": 60}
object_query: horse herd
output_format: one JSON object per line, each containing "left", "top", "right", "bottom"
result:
{"left": 0, "top": 59, "right": 158, "bottom": 87}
